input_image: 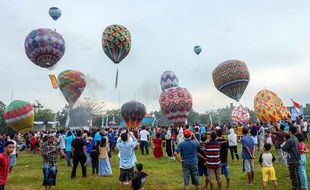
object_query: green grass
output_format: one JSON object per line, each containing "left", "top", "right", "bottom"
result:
{"left": 5, "top": 141, "right": 310, "bottom": 190}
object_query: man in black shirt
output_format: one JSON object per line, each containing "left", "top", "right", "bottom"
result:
{"left": 71, "top": 130, "right": 87, "bottom": 178}
{"left": 216, "top": 129, "right": 230, "bottom": 190}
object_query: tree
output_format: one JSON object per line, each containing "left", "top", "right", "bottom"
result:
{"left": 0, "top": 101, "right": 7, "bottom": 133}
{"left": 76, "top": 97, "right": 106, "bottom": 115}
{"left": 32, "top": 101, "right": 55, "bottom": 121}
{"left": 56, "top": 104, "right": 70, "bottom": 127}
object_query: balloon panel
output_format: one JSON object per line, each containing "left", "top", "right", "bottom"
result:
{"left": 160, "top": 71, "right": 179, "bottom": 91}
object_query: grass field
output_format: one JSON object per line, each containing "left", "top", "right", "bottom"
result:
{"left": 5, "top": 141, "right": 310, "bottom": 190}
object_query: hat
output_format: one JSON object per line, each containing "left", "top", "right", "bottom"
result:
{"left": 183, "top": 129, "right": 191, "bottom": 138}
{"left": 215, "top": 126, "right": 221, "bottom": 130}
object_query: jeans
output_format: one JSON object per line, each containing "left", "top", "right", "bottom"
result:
{"left": 299, "top": 154, "right": 308, "bottom": 189}
{"left": 229, "top": 146, "right": 239, "bottom": 160}
{"left": 276, "top": 148, "right": 288, "bottom": 167}
{"left": 86, "top": 153, "right": 91, "bottom": 166}
{"left": 66, "top": 151, "right": 72, "bottom": 167}
{"left": 140, "top": 141, "right": 149, "bottom": 155}
{"left": 71, "top": 155, "right": 87, "bottom": 178}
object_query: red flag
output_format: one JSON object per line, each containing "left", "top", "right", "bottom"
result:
{"left": 291, "top": 99, "right": 302, "bottom": 114}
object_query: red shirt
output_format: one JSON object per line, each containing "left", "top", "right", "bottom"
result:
{"left": 0, "top": 153, "right": 10, "bottom": 185}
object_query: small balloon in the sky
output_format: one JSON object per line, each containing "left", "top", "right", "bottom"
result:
{"left": 194, "top": 45, "right": 202, "bottom": 55}
{"left": 49, "top": 7, "right": 61, "bottom": 21}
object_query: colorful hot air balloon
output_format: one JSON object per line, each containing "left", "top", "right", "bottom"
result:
{"left": 160, "top": 71, "right": 179, "bottom": 91}
{"left": 159, "top": 87, "right": 193, "bottom": 127}
{"left": 24, "top": 28, "right": 65, "bottom": 69}
{"left": 121, "top": 100, "right": 146, "bottom": 129}
{"left": 194, "top": 45, "right": 202, "bottom": 55}
{"left": 254, "top": 89, "right": 290, "bottom": 123}
{"left": 58, "top": 70, "right": 86, "bottom": 107}
{"left": 48, "top": 74, "right": 58, "bottom": 89}
{"left": 231, "top": 105, "right": 250, "bottom": 124}
{"left": 49, "top": 7, "right": 61, "bottom": 21}
{"left": 3, "top": 100, "right": 34, "bottom": 133}
{"left": 102, "top": 24, "right": 131, "bottom": 64}
{"left": 212, "top": 59, "right": 250, "bottom": 102}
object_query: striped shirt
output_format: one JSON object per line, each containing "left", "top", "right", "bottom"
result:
{"left": 204, "top": 140, "right": 221, "bottom": 169}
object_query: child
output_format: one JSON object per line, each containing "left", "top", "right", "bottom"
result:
{"left": 266, "top": 131, "right": 273, "bottom": 145}
{"left": 90, "top": 145, "right": 99, "bottom": 175}
{"left": 296, "top": 133, "right": 309, "bottom": 190}
{"left": 258, "top": 143, "right": 279, "bottom": 190}
{"left": 98, "top": 137, "right": 112, "bottom": 176}
{"left": 132, "top": 163, "right": 148, "bottom": 190}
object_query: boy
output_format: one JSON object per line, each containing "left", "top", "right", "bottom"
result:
{"left": 241, "top": 127, "right": 255, "bottom": 185}
{"left": 132, "top": 163, "right": 148, "bottom": 190}
{"left": 0, "top": 141, "right": 14, "bottom": 190}
{"left": 90, "top": 145, "right": 99, "bottom": 175}
{"left": 258, "top": 143, "right": 279, "bottom": 190}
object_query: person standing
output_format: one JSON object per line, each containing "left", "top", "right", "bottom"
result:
{"left": 90, "top": 145, "right": 99, "bottom": 175}
{"left": 64, "top": 131, "right": 75, "bottom": 167}
{"left": 302, "top": 120, "right": 308, "bottom": 141}
{"left": 0, "top": 141, "right": 14, "bottom": 190}
{"left": 139, "top": 126, "right": 149, "bottom": 155}
{"left": 274, "top": 124, "right": 288, "bottom": 167}
{"left": 71, "top": 130, "right": 87, "bottom": 178}
{"left": 117, "top": 131, "right": 138, "bottom": 190}
{"left": 295, "top": 133, "right": 308, "bottom": 190}
{"left": 98, "top": 137, "right": 112, "bottom": 176}
{"left": 241, "top": 127, "right": 255, "bottom": 186}
{"left": 282, "top": 126, "right": 301, "bottom": 190}
{"left": 40, "top": 134, "right": 66, "bottom": 190}
{"left": 165, "top": 127, "right": 175, "bottom": 159}
{"left": 7, "top": 135, "right": 17, "bottom": 173}
{"left": 174, "top": 129, "right": 200, "bottom": 190}
{"left": 258, "top": 123, "right": 265, "bottom": 150}
{"left": 57, "top": 130, "right": 66, "bottom": 156}
{"left": 108, "top": 128, "right": 115, "bottom": 158}
{"left": 216, "top": 130, "right": 230, "bottom": 190}
{"left": 152, "top": 133, "right": 163, "bottom": 159}
{"left": 228, "top": 128, "right": 239, "bottom": 161}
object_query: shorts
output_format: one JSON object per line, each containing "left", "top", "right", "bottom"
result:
{"left": 261, "top": 166, "right": 277, "bottom": 182}
{"left": 43, "top": 164, "right": 58, "bottom": 186}
{"left": 207, "top": 167, "right": 222, "bottom": 181}
{"left": 243, "top": 159, "right": 254, "bottom": 172}
{"left": 182, "top": 163, "right": 200, "bottom": 186}
{"left": 119, "top": 167, "right": 134, "bottom": 182}
{"left": 198, "top": 164, "right": 208, "bottom": 176}
{"left": 10, "top": 154, "right": 16, "bottom": 167}
{"left": 221, "top": 162, "right": 230, "bottom": 177}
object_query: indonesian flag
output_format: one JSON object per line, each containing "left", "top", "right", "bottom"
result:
{"left": 291, "top": 99, "right": 302, "bottom": 115}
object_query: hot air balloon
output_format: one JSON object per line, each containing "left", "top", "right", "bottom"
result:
{"left": 3, "top": 100, "right": 34, "bottom": 133}
{"left": 159, "top": 87, "right": 192, "bottom": 127}
{"left": 24, "top": 28, "right": 65, "bottom": 69}
{"left": 121, "top": 100, "right": 146, "bottom": 129}
{"left": 160, "top": 71, "right": 179, "bottom": 91}
{"left": 102, "top": 24, "right": 131, "bottom": 88}
{"left": 49, "top": 7, "right": 61, "bottom": 21}
{"left": 254, "top": 89, "right": 290, "bottom": 123}
{"left": 58, "top": 70, "right": 86, "bottom": 107}
{"left": 212, "top": 59, "right": 250, "bottom": 102}
{"left": 231, "top": 105, "right": 250, "bottom": 124}
{"left": 194, "top": 45, "right": 202, "bottom": 55}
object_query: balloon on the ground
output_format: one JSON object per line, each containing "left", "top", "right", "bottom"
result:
{"left": 58, "top": 70, "right": 86, "bottom": 107}
{"left": 159, "top": 87, "right": 192, "bottom": 127}
{"left": 121, "top": 100, "right": 146, "bottom": 129}
{"left": 231, "top": 105, "right": 250, "bottom": 124}
{"left": 102, "top": 24, "right": 131, "bottom": 64}
{"left": 3, "top": 100, "right": 34, "bottom": 133}
{"left": 194, "top": 45, "right": 202, "bottom": 55}
{"left": 212, "top": 59, "right": 250, "bottom": 102}
{"left": 160, "top": 71, "right": 179, "bottom": 91}
{"left": 49, "top": 7, "right": 61, "bottom": 21}
{"left": 254, "top": 89, "right": 290, "bottom": 123}
{"left": 24, "top": 28, "right": 65, "bottom": 68}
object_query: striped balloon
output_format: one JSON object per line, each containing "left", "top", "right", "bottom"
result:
{"left": 3, "top": 100, "right": 34, "bottom": 133}
{"left": 58, "top": 70, "right": 86, "bottom": 107}
{"left": 102, "top": 24, "right": 131, "bottom": 64}
{"left": 160, "top": 71, "right": 179, "bottom": 91}
{"left": 159, "top": 87, "right": 192, "bottom": 127}
{"left": 121, "top": 100, "right": 146, "bottom": 129}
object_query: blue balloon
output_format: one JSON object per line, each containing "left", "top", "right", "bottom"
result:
{"left": 194, "top": 45, "right": 202, "bottom": 55}
{"left": 49, "top": 7, "right": 61, "bottom": 21}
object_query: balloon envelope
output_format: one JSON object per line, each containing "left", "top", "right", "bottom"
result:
{"left": 159, "top": 87, "right": 192, "bottom": 127}
{"left": 49, "top": 7, "right": 61, "bottom": 21}
{"left": 58, "top": 70, "right": 86, "bottom": 107}
{"left": 102, "top": 24, "right": 131, "bottom": 64}
{"left": 194, "top": 45, "right": 202, "bottom": 55}
{"left": 254, "top": 89, "right": 290, "bottom": 123}
{"left": 24, "top": 28, "right": 65, "bottom": 68}
{"left": 160, "top": 71, "right": 179, "bottom": 91}
{"left": 3, "top": 100, "right": 34, "bottom": 133}
{"left": 121, "top": 100, "right": 146, "bottom": 129}
{"left": 231, "top": 105, "right": 250, "bottom": 124}
{"left": 212, "top": 59, "right": 250, "bottom": 102}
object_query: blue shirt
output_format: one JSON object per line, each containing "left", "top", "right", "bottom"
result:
{"left": 200, "top": 127, "right": 206, "bottom": 135}
{"left": 117, "top": 138, "right": 138, "bottom": 169}
{"left": 108, "top": 132, "right": 115, "bottom": 144}
{"left": 241, "top": 135, "right": 254, "bottom": 159}
{"left": 176, "top": 139, "right": 200, "bottom": 165}
{"left": 94, "top": 132, "right": 102, "bottom": 142}
{"left": 64, "top": 134, "right": 75, "bottom": 152}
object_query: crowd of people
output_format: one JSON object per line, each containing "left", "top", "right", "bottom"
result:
{"left": 0, "top": 117, "right": 309, "bottom": 190}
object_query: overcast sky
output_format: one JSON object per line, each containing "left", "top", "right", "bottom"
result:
{"left": 1, "top": 0, "right": 310, "bottom": 113}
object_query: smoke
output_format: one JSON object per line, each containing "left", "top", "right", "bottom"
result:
{"left": 84, "top": 75, "right": 105, "bottom": 98}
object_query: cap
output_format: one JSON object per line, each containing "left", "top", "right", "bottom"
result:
{"left": 183, "top": 129, "right": 191, "bottom": 138}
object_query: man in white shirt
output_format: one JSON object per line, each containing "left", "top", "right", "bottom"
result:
{"left": 303, "top": 120, "right": 308, "bottom": 141}
{"left": 139, "top": 126, "right": 149, "bottom": 155}
{"left": 57, "top": 130, "right": 66, "bottom": 152}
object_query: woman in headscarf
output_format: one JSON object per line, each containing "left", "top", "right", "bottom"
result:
{"left": 165, "top": 126, "right": 175, "bottom": 159}
{"left": 228, "top": 128, "right": 239, "bottom": 161}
